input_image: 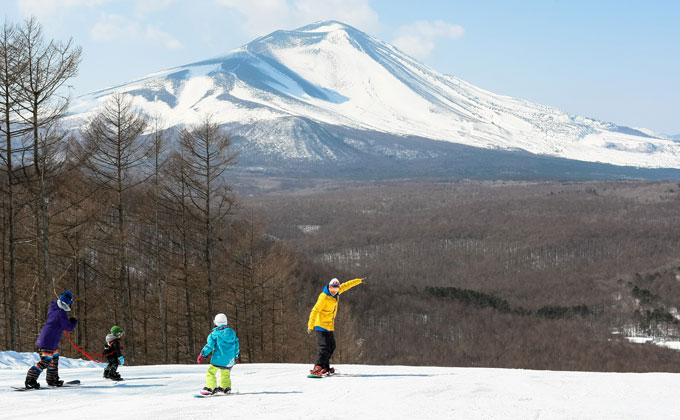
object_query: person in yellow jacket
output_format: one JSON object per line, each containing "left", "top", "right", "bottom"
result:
{"left": 307, "top": 277, "right": 364, "bottom": 376}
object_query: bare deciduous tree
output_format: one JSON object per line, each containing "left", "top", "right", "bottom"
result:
{"left": 0, "top": 20, "right": 22, "bottom": 349}
{"left": 78, "top": 92, "right": 150, "bottom": 362}
{"left": 178, "top": 114, "right": 237, "bottom": 316}
{"left": 13, "top": 16, "right": 81, "bottom": 306}
{"left": 160, "top": 150, "right": 200, "bottom": 359}
{"left": 139, "top": 115, "right": 169, "bottom": 362}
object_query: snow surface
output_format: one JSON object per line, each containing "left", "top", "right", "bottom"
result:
{"left": 65, "top": 21, "right": 680, "bottom": 169}
{"left": 0, "top": 350, "right": 99, "bottom": 370}
{"left": 627, "top": 337, "right": 680, "bottom": 351}
{"left": 1, "top": 351, "right": 679, "bottom": 419}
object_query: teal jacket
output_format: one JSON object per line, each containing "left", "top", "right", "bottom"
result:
{"left": 201, "top": 325, "right": 240, "bottom": 368}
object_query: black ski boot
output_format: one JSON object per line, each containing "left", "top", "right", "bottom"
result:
{"left": 25, "top": 366, "right": 41, "bottom": 389}
{"left": 47, "top": 379, "right": 64, "bottom": 387}
{"left": 104, "top": 364, "right": 123, "bottom": 380}
{"left": 25, "top": 377, "right": 40, "bottom": 389}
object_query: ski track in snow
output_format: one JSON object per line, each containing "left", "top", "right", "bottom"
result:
{"left": 1, "top": 352, "right": 679, "bottom": 420}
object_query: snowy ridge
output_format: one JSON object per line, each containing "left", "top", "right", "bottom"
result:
{"left": 1, "top": 351, "right": 679, "bottom": 419}
{"left": 67, "top": 21, "right": 680, "bottom": 170}
{"left": 0, "top": 350, "right": 98, "bottom": 369}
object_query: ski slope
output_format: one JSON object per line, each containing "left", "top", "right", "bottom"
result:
{"left": 1, "top": 352, "right": 678, "bottom": 419}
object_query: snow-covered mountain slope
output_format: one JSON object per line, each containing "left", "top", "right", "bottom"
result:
{"left": 2, "top": 351, "right": 679, "bottom": 420}
{"left": 67, "top": 21, "right": 680, "bottom": 171}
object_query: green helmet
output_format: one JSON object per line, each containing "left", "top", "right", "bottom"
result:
{"left": 111, "top": 326, "right": 124, "bottom": 337}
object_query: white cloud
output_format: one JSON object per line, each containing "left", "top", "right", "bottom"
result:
{"left": 294, "top": 0, "right": 380, "bottom": 30}
{"left": 214, "top": 0, "right": 380, "bottom": 37}
{"left": 91, "top": 14, "right": 182, "bottom": 49}
{"left": 213, "top": 0, "right": 291, "bottom": 37}
{"left": 133, "top": 0, "right": 180, "bottom": 18}
{"left": 17, "top": 0, "right": 112, "bottom": 21}
{"left": 145, "top": 24, "right": 182, "bottom": 49}
{"left": 392, "top": 20, "right": 464, "bottom": 60}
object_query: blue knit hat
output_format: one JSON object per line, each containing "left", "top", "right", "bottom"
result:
{"left": 60, "top": 290, "right": 74, "bottom": 306}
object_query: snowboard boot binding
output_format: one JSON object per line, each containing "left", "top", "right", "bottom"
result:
{"left": 24, "top": 377, "right": 40, "bottom": 389}
{"left": 47, "top": 379, "right": 64, "bottom": 387}
{"left": 309, "top": 365, "right": 326, "bottom": 377}
{"left": 25, "top": 367, "right": 41, "bottom": 389}
{"left": 104, "top": 364, "right": 123, "bottom": 380}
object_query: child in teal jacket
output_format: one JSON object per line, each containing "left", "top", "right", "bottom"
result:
{"left": 197, "top": 313, "right": 239, "bottom": 395}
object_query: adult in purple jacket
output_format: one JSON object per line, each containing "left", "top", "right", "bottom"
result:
{"left": 24, "top": 290, "right": 78, "bottom": 389}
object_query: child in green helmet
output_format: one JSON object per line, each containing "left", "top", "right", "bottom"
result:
{"left": 103, "top": 326, "right": 125, "bottom": 381}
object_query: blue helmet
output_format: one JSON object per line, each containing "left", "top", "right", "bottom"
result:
{"left": 60, "top": 290, "right": 74, "bottom": 306}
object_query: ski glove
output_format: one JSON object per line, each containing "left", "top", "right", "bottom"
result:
{"left": 197, "top": 354, "right": 205, "bottom": 364}
{"left": 118, "top": 356, "right": 124, "bottom": 365}
{"left": 307, "top": 329, "right": 312, "bottom": 335}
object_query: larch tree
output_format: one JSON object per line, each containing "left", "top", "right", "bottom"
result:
{"left": 178, "top": 115, "right": 237, "bottom": 316}
{"left": 159, "top": 150, "right": 200, "bottom": 359}
{"left": 140, "top": 115, "right": 169, "bottom": 363}
{"left": 14, "top": 16, "right": 81, "bottom": 307}
{"left": 0, "top": 20, "right": 23, "bottom": 349}
{"left": 78, "top": 92, "right": 150, "bottom": 362}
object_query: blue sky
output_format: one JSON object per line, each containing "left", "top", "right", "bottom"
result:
{"left": 2, "top": 0, "right": 679, "bottom": 134}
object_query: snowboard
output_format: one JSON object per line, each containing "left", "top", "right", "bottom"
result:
{"left": 307, "top": 370, "right": 337, "bottom": 378}
{"left": 12, "top": 380, "right": 80, "bottom": 391}
{"left": 194, "top": 390, "right": 231, "bottom": 398}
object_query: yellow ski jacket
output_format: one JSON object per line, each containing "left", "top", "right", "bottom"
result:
{"left": 308, "top": 278, "right": 363, "bottom": 332}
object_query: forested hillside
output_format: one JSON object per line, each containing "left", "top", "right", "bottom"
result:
{"left": 247, "top": 180, "right": 680, "bottom": 371}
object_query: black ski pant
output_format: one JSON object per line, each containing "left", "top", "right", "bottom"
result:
{"left": 104, "top": 359, "right": 120, "bottom": 378}
{"left": 315, "top": 330, "right": 336, "bottom": 370}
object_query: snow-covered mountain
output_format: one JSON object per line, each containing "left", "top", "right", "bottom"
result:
{"left": 67, "top": 21, "right": 680, "bottom": 177}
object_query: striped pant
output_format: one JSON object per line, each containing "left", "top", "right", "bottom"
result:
{"left": 25, "top": 349, "right": 60, "bottom": 385}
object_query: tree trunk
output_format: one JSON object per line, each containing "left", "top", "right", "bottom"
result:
{"left": 31, "top": 104, "right": 50, "bottom": 304}
{"left": 184, "top": 275, "right": 194, "bottom": 359}
{"left": 143, "top": 278, "right": 148, "bottom": 364}
{"left": 81, "top": 260, "right": 88, "bottom": 352}
{"left": 183, "top": 226, "right": 195, "bottom": 359}
{"left": 4, "top": 117, "right": 17, "bottom": 349}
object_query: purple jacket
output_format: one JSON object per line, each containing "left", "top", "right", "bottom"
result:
{"left": 35, "top": 300, "right": 78, "bottom": 350}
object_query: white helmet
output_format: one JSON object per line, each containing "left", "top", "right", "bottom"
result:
{"left": 214, "top": 313, "right": 228, "bottom": 326}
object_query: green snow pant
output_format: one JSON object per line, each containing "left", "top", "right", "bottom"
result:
{"left": 206, "top": 364, "right": 231, "bottom": 389}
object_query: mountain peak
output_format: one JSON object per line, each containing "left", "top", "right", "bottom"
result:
{"left": 243, "top": 20, "right": 368, "bottom": 54}
{"left": 297, "top": 20, "right": 357, "bottom": 33}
